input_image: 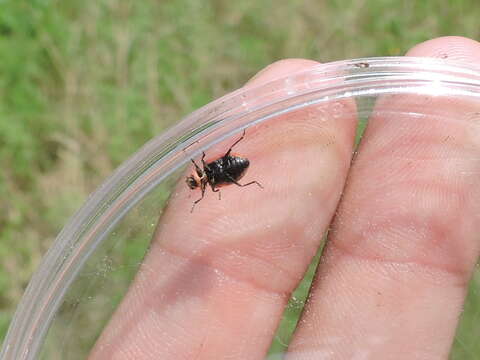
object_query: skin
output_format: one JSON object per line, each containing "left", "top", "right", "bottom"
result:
{"left": 89, "top": 36, "right": 480, "bottom": 360}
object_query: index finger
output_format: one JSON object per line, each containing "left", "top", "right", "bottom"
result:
{"left": 89, "top": 59, "right": 358, "bottom": 360}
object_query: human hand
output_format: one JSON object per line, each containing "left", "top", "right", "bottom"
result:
{"left": 89, "top": 36, "right": 480, "bottom": 360}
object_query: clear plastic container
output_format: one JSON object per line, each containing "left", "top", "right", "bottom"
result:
{"left": 2, "top": 57, "right": 480, "bottom": 359}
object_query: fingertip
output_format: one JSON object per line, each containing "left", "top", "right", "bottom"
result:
{"left": 407, "top": 36, "right": 480, "bottom": 63}
{"left": 244, "top": 58, "right": 320, "bottom": 87}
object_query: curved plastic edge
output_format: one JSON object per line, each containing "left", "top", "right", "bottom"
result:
{"left": 2, "top": 56, "right": 480, "bottom": 359}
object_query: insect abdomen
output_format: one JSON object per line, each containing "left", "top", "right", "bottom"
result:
{"left": 226, "top": 156, "right": 249, "bottom": 180}
{"left": 207, "top": 156, "right": 249, "bottom": 186}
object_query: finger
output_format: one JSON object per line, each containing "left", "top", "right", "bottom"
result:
{"left": 287, "top": 36, "right": 480, "bottom": 360}
{"left": 89, "top": 59, "right": 358, "bottom": 359}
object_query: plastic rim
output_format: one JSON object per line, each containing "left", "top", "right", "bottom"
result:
{"left": 3, "top": 56, "right": 480, "bottom": 359}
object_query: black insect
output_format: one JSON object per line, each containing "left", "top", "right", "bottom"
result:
{"left": 186, "top": 130, "right": 263, "bottom": 212}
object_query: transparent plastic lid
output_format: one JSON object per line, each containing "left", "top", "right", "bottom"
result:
{"left": 3, "top": 57, "right": 480, "bottom": 359}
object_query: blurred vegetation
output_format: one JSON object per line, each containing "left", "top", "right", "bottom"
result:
{"left": 1, "top": 0, "right": 480, "bottom": 357}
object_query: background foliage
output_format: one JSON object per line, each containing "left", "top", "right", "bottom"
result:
{"left": 1, "top": 0, "right": 479, "bottom": 356}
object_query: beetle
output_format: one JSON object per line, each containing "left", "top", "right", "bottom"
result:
{"left": 186, "top": 129, "right": 263, "bottom": 212}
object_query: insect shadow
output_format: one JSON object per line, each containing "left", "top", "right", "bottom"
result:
{"left": 185, "top": 129, "right": 263, "bottom": 212}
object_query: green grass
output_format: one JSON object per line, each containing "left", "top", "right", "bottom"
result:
{"left": 1, "top": 0, "right": 480, "bottom": 357}
{"left": 268, "top": 245, "right": 323, "bottom": 358}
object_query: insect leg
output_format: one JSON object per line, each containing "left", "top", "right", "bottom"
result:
{"left": 200, "top": 151, "right": 211, "bottom": 171}
{"left": 225, "top": 129, "right": 246, "bottom": 157}
{"left": 191, "top": 158, "right": 202, "bottom": 174}
{"left": 210, "top": 184, "right": 221, "bottom": 200}
{"left": 191, "top": 182, "right": 207, "bottom": 213}
{"left": 226, "top": 174, "right": 263, "bottom": 189}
